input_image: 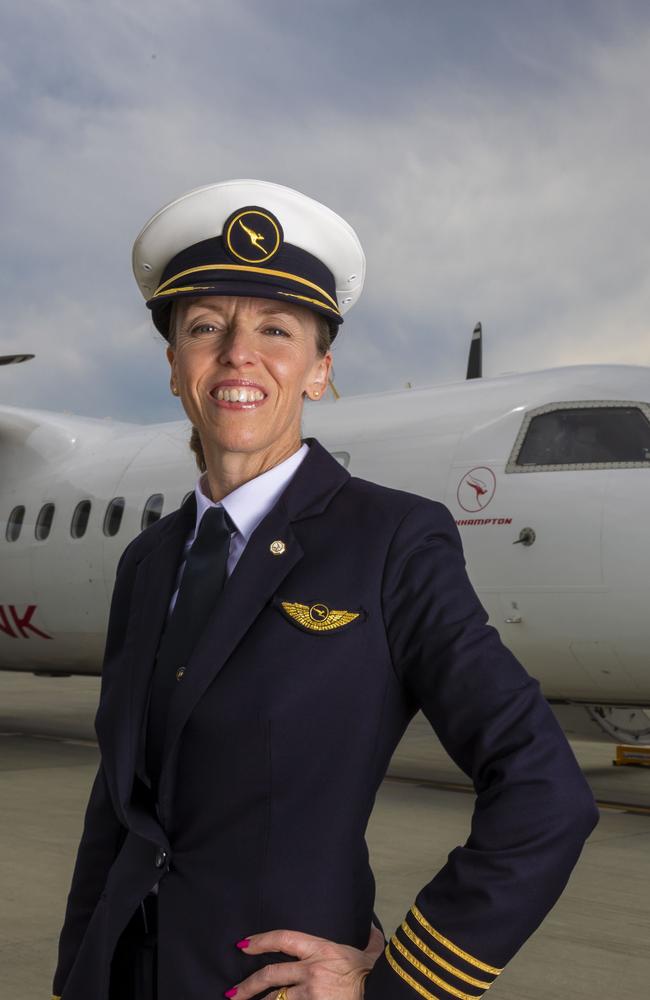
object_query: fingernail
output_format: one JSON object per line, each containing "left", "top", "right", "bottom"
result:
{"left": 225, "top": 989, "right": 238, "bottom": 998}
{"left": 236, "top": 938, "right": 250, "bottom": 949}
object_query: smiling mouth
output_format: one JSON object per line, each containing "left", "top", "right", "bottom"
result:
{"left": 210, "top": 386, "right": 268, "bottom": 408}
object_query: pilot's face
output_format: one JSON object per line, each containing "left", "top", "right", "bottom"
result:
{"left": 165, "top": 295, "right": 331, "bottom": 463}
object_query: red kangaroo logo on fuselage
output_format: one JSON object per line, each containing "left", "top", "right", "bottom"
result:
{"left": 457, "top": 466, "right": 497, "bottom": 513}
{"left": 466, "top": 476, "right": 489, "bottom": 502}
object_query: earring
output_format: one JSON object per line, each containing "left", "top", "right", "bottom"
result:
{"left": 313, "top": 390, "right": 320, "bottom": 397}
{"left": 171, "top": 385, "right": 179, "bottom": 395}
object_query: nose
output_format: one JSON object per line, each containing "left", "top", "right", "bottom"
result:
{"left": 216, "top": 322, "right": 258, "bottom": 368}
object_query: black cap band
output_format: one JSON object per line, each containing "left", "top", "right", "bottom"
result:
{"left": 146, "top": 213, "right": 343, "bottom": 341}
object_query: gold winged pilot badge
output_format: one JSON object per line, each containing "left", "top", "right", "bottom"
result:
{"left": 280, "top": 601, "right": 361, "bottom": 633}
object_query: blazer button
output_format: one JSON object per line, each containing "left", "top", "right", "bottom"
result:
{"left": 176, "top": 666, "right": 185, "bottom": 680}
{"left": 155, "top": 849, "right": 168, "bottom": 869}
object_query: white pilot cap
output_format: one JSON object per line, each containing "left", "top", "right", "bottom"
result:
{"left": 132, "top": 178, "right": 365, "bottom": 341}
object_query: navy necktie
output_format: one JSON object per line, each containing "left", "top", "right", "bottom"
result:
{"left": 145, "top": 503, "right": 236, "bottom": 796}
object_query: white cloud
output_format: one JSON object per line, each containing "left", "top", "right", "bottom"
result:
{"left": 2, "top": 1, "right": 650, "bottom": 420}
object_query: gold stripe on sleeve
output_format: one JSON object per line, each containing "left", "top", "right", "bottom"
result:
{"left": 385, "top": 941, "right": 443, "bottom": 1000}
{"left": 410, "top": 905, "right": 504, "bottom": 976}
{"left": 401, "top": 921, "right": 492, "bottom": 989}
{"left": 391, "top": 936, "right": 487, "bottom": 1000}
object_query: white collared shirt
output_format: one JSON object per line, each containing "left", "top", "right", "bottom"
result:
{"left": 167, "top": 439, "right": 310, "bottom": 618}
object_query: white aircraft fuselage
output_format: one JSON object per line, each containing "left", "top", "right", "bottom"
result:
{"left": 2, "top": 363, "right": 649, "bottom": 743}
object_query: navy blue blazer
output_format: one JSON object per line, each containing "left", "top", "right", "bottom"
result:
{"left": 51, "top": 436, "right": 599, "bottom": 1000}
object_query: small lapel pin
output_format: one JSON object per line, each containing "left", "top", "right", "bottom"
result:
{"left": 270, "top": 539, "right": 286, "bottom": 555}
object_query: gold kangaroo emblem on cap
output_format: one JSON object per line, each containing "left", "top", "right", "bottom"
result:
{"left": 281, "top": 601, "right": 360, "bottom": 632}
{"left": 238, "top": 218, "right": 267, "bottom": 254}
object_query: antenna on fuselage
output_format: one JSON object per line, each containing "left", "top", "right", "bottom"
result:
{"left": 0, "top": 354, "right": 35, "bottom": 366}
{"left": 466, "top": 323, "right": 482, "bottom": 379}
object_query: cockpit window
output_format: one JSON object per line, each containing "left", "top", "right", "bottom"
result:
{"left": 506, "top": 401, "right": 650, "bottom": 472}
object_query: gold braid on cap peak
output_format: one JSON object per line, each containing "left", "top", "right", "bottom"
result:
{"left": 151, "top": 263, "right": 340, "bottom": 314}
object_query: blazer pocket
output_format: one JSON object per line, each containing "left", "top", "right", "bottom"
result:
{"left": 272, "top": 594, "right": 368, "bottom": 635}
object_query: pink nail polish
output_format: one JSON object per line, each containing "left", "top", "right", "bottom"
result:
{"left": 224, "top": 989, "right": 238, "bottom": 998}
{"left": 236, "top": 938, "right": 250, "bottom": 948}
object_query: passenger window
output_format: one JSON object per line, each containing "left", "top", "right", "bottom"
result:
{"left": 71, "top": 500, "right": 91, "bottom": 539}
{"left": 6, "top": 505, "right": 25, "bottom": 542}
{"left": 104, "top": 498, "right": 125, "bottom": 537}
{"left": 142, "top": 493, "right": 164, "bottom": 530}
{"left": 35, "top": 503, "right": 55, "bottom": 540}
{"left": 508, "top": 402, "right": 650, "bottom": 470}
{"left": 331, "top": 450, "right": 350, "bottom": 469}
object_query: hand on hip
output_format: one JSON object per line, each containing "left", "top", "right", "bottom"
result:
{"left": 225, "top": 921, "right": 385, "bottom": 999}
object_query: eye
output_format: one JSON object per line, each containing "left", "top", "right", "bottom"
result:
{"left": 190, "top": 323, "right": 220, "bottom": 335}
{"left": 264, "top": 326, "right": 290, "bottom": 338}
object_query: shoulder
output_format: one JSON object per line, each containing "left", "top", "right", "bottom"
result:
{"left": 333, "top": 478, "right": 469, "bottom": 611}
{"left": 339, "top": 472, "right": 460, "bottom": 541}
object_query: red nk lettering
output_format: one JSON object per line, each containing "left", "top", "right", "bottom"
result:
{"left": 0, "top": 605, "right": 53, "bottom": 639}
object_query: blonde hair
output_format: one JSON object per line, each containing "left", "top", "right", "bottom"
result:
{"left": 166, "top": 299, "right": 333, "bottom": 473}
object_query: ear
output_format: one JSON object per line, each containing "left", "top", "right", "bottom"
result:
{"left": 305, "top": 351, "right": 332, "bottom": 397}
{"left": 166, "top": 345, "right": 175, "bottom": 373}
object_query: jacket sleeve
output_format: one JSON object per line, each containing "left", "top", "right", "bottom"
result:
{"left": 363, "top": 499, "right": 599, "bottom": 1000}
{"left": 50, "top": 540, "right": 138, "bottom": 999}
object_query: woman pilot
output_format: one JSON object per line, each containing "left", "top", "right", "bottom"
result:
{"left": 51, "top": 179, "right": 599, "bottom": 1000}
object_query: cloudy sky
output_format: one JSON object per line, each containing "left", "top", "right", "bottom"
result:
{"left": 1, "top": 0, "right": 649, "bottom": 424}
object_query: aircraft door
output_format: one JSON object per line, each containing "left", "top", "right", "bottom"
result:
{"left": 446, "top": 402, "right": 610, "bottom": 700}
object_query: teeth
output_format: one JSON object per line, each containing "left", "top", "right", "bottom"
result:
{"left": 215, "top": 387, "right": 265, "bottom": 403}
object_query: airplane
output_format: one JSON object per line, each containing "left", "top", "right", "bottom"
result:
{"left": 2, "top": 328, "right": 650, "bottom": 746}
